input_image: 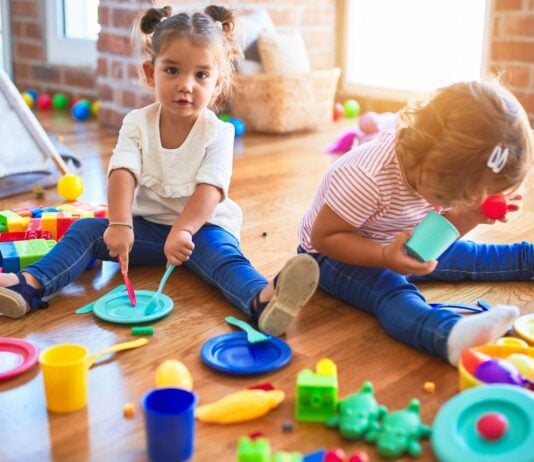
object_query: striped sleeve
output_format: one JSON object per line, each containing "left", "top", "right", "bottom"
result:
{"left": 324, "top": 164, "right": 380, "bottom": 228}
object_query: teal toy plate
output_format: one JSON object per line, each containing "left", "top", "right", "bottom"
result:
{"left": 431, "top": 385, "right": 534, "bottom": 462}
{"left": 75, "top": 285, "right": 174, "bottom": 324}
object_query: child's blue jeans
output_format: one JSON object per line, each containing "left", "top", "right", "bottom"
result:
{"left": 299, "top": 240, "right": 533, "bottom": 361}
{"left": 23, "top": 217, "right": 267, "bottom": 318}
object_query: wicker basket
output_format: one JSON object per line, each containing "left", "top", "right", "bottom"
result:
{"left": 232, "top": 68, "right": 341, "bottom": 134}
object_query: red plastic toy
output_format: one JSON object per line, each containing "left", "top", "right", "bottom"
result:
{"left": 481, "top": 195, "right": 512, "bottom": 220}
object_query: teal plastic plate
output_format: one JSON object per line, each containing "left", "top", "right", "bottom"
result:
{"left": 431, "top": 385, "right": 534, "bottom": 462}
{"left": 92, "top": 290, "right": 174, "bottom": 324}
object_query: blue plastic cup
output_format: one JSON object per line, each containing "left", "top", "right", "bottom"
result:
{"left": 405, "top": 211, "right": 460, "bottom": 262}
{"left": 142, "top": 387, "right": 198, "bottom": 462}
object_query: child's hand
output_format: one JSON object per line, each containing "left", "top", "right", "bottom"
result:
{"left": 497, "top": 193, "right": 522, "bottom": 223}
{"left": 164, "top": 229, "right": 195, "bottom": 266}
{"left": 103, "top": 225, "right": 134, "bottom": 272}
{"left": 383, "top": 231, "right": 438, "bottom": 276}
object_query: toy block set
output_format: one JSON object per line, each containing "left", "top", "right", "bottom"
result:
{"left": 0, "top": 201, "right": 107, "bottom": 272}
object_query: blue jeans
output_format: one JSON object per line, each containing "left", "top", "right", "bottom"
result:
{"left": 24, "top": 217, "right": 267, "bottom": 318}
{"left": 299, "top": 240, "right": 533, "bottom": 361}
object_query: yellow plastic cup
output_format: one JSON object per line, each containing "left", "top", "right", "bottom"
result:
{"left": 39, "top": 344, "right": 91, "bottom": 413}
{"left": 39, "top": 338, "right": 148, "bottom": 413}
{"left": 458, "top": 344, "right": 534, "bottom": 391}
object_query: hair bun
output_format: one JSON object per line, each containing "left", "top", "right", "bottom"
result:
{"left": 140, "top": 6, "right": 172, "bottom": 34}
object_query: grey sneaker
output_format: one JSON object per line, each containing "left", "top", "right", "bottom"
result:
{"left": 257, "top": 254, "right": 319, "bottom": 336}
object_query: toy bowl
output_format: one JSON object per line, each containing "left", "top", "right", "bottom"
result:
{"left": 458, "top": 344, "right": 534, "bottom": 391}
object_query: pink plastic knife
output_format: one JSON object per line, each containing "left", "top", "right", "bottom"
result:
{"left": 118, "top": 256, "right": 136, "bottom": 306}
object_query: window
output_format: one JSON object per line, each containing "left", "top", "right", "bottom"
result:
{"left": 0, "top": 0, "right": 12, "bottom": 75}
{"left": 46, "top": 0, "right": 100, "bottom": 67}
{"left": 343, "top": 0, "right": 490, "bottom": 99}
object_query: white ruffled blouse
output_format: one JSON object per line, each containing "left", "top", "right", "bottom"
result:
{"left": 107, "top": 103, "right": 242, "bottom": 239}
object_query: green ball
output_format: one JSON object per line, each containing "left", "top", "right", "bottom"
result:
{"left": 218, "top": 113, "right": 231, "bottom": 122}
{"left": 77, "top": 99, "right": 91, "bottom": 109}
{"left": 343, "top": 99, "right": 360, "bottom": 118}
{"left": 52, "top": 93, "right": 70, "bottom": 110}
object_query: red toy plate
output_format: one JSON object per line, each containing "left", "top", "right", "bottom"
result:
{"left": 0, "top": 337, "right": 39, "bottom": 381}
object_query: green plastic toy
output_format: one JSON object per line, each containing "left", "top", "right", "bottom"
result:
{"left": 237, "top": 436, "right": 271, "bottom": 462}
{"left": 326, "top": 381, "right": 387, "bottom": 440}
{"left": 272, "top": 451, "right": 302, "bottom": 462}
{"left": 52, "top": 93, "right": 69, "bottom": 110}
{"left": 365, "top": 399, "right": 431, "bottom": 459}
{"left": 295, "top": 358, "right": 338, "bottom": 423}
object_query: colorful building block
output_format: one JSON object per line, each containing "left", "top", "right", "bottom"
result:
{"left": 29, "top": 207, "right": 60, "bottom": 218}
{"left": 11, "top": 206, "right": 36, "bottom": 218}
{"left": 40, "top": 212, "right": 57, "bottom": 240}
{"left": 0, "top": 230, "right": 52, "bottom": 242}
{"left": 57, "top": 213, "right": 82, "bottom": 240}
{"left": 58, "top": 201, "right": 108, "bottom": 218}
{"left": 0, "top": 239, "right": 56, "bottom": 272}
{"left": 0, "top": 210, "right": 29, "bottom": 232}
{"left": 26, "top": 218, "right": 42, "bottom": 232}
{"left": 0, "top": 242, "right": 18, "bottom": 272}
{"left": 237, "top": 436, "right": 271, "bottom": 462}
{"left": 296, "top": 358, "right": 339, "bottom": 423}
{"left": 272, "top": 451, "right": 303, "bottom": 462}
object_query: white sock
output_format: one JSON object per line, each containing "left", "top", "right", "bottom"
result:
{"left": 447, "top": 305, "right": 520, "bottom": 366}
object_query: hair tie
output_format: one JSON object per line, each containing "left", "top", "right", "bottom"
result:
{"left": 487, "top": 145, "right": 509, "bottom": 173}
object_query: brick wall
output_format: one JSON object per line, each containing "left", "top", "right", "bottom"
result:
{"left": 490, "top": 0, "right": 534, "bottom": 126}
{"left": 10, "top": 0, "right": 97, "bottom": 101}
{"left": 96, "top": 0, "right": 337, "bottom": 128}
{"left": 9, "top": 1, "right": 534, "bottom": 128}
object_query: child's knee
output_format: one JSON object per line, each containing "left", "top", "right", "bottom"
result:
{"left": 68, "top": 217, "right": 107, "bottom": 236}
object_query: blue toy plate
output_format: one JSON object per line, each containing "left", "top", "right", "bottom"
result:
{"left": 431, "top": 385, "right": 534, "bottom": 462}
{"left": 200, "top": 332, "right": 292, "bottom": 375}
{"left": 92, "top": 290, "right": 174, "bottom": 324}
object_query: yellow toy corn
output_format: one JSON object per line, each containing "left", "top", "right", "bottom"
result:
{"left": 196, "top": 389, "right": 285, "bottom": 424}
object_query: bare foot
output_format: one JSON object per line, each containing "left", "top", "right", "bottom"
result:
{"left": 0, "top": 272, "right": 41, "bottom": 289}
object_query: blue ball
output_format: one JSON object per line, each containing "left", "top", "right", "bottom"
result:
{"left": 25, "top": 89, "right": 38, "bottom": 102}
{"left": 229, "top": 117, "right": 246, "bottom": 137}
{"left": 71, "top": 101, "right": 91, "bottom": 121}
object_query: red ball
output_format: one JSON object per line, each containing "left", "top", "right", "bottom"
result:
{"left": 481, "top": 195, "right": 508, "bottom": 220}
{"left": 37, "top": 94, "right": 52, "bottom": 110}
{"left": 333, "top": 102, "right": 344, "bottom": 121}
{"left": 70, "top": 96, "right": 83, "bottom": 108}
{"left": 476, "top": 412, "right": 508, "bottom": 440}
{"left": 348, "top": 451, "right": 370, "bottom": 462}
{"left": 460, "top": 348, "right": 491, "bottom": 375}
{"left": 325, "top": 448, "right": 345, "bottom": 462}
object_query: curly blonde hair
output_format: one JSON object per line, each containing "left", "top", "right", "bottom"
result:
{"left": 136, "top": 5, "right": 242, "bottom": 110}
{"left": 396, "top": 79, "right": 533, "bottom": 205}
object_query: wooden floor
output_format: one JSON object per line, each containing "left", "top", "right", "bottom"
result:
{"left": 0, "top": 112, "right": 532, "bottom": 462}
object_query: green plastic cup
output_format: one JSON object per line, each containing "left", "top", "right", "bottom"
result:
{"left": 405, "top": 211, "right": 459, "bottom": 262}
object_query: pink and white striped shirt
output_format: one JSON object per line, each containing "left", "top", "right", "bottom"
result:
{"left": 299, "top": 131, "right": 435, "bottom": 253}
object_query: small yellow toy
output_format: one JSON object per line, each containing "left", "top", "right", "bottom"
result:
{"left": 196, "top": 388, "right": 285, "bottom": 424}
{"left": 155, "top": 359, "right": 193, "bottom": 390}
{"left": 123, "top": 403, "right": 135, "bottom": 418}
{"left": 57, "top": 173, "right": 84, "bottom": 201}
{"left": 423, "top": 382, "right": 436, "bottom": 393}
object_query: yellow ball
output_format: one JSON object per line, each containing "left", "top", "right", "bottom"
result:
{"left": 155, "top": 359, "right": 193, "bottom": 390}
{"left": 21, "top": 92, "right": 34, "bottom": 108}
{"left": 57, "top": 174, "right": 84, "bottom": 201}
{"left": 91, "top": 100, "right": 100, "bottom": 116}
